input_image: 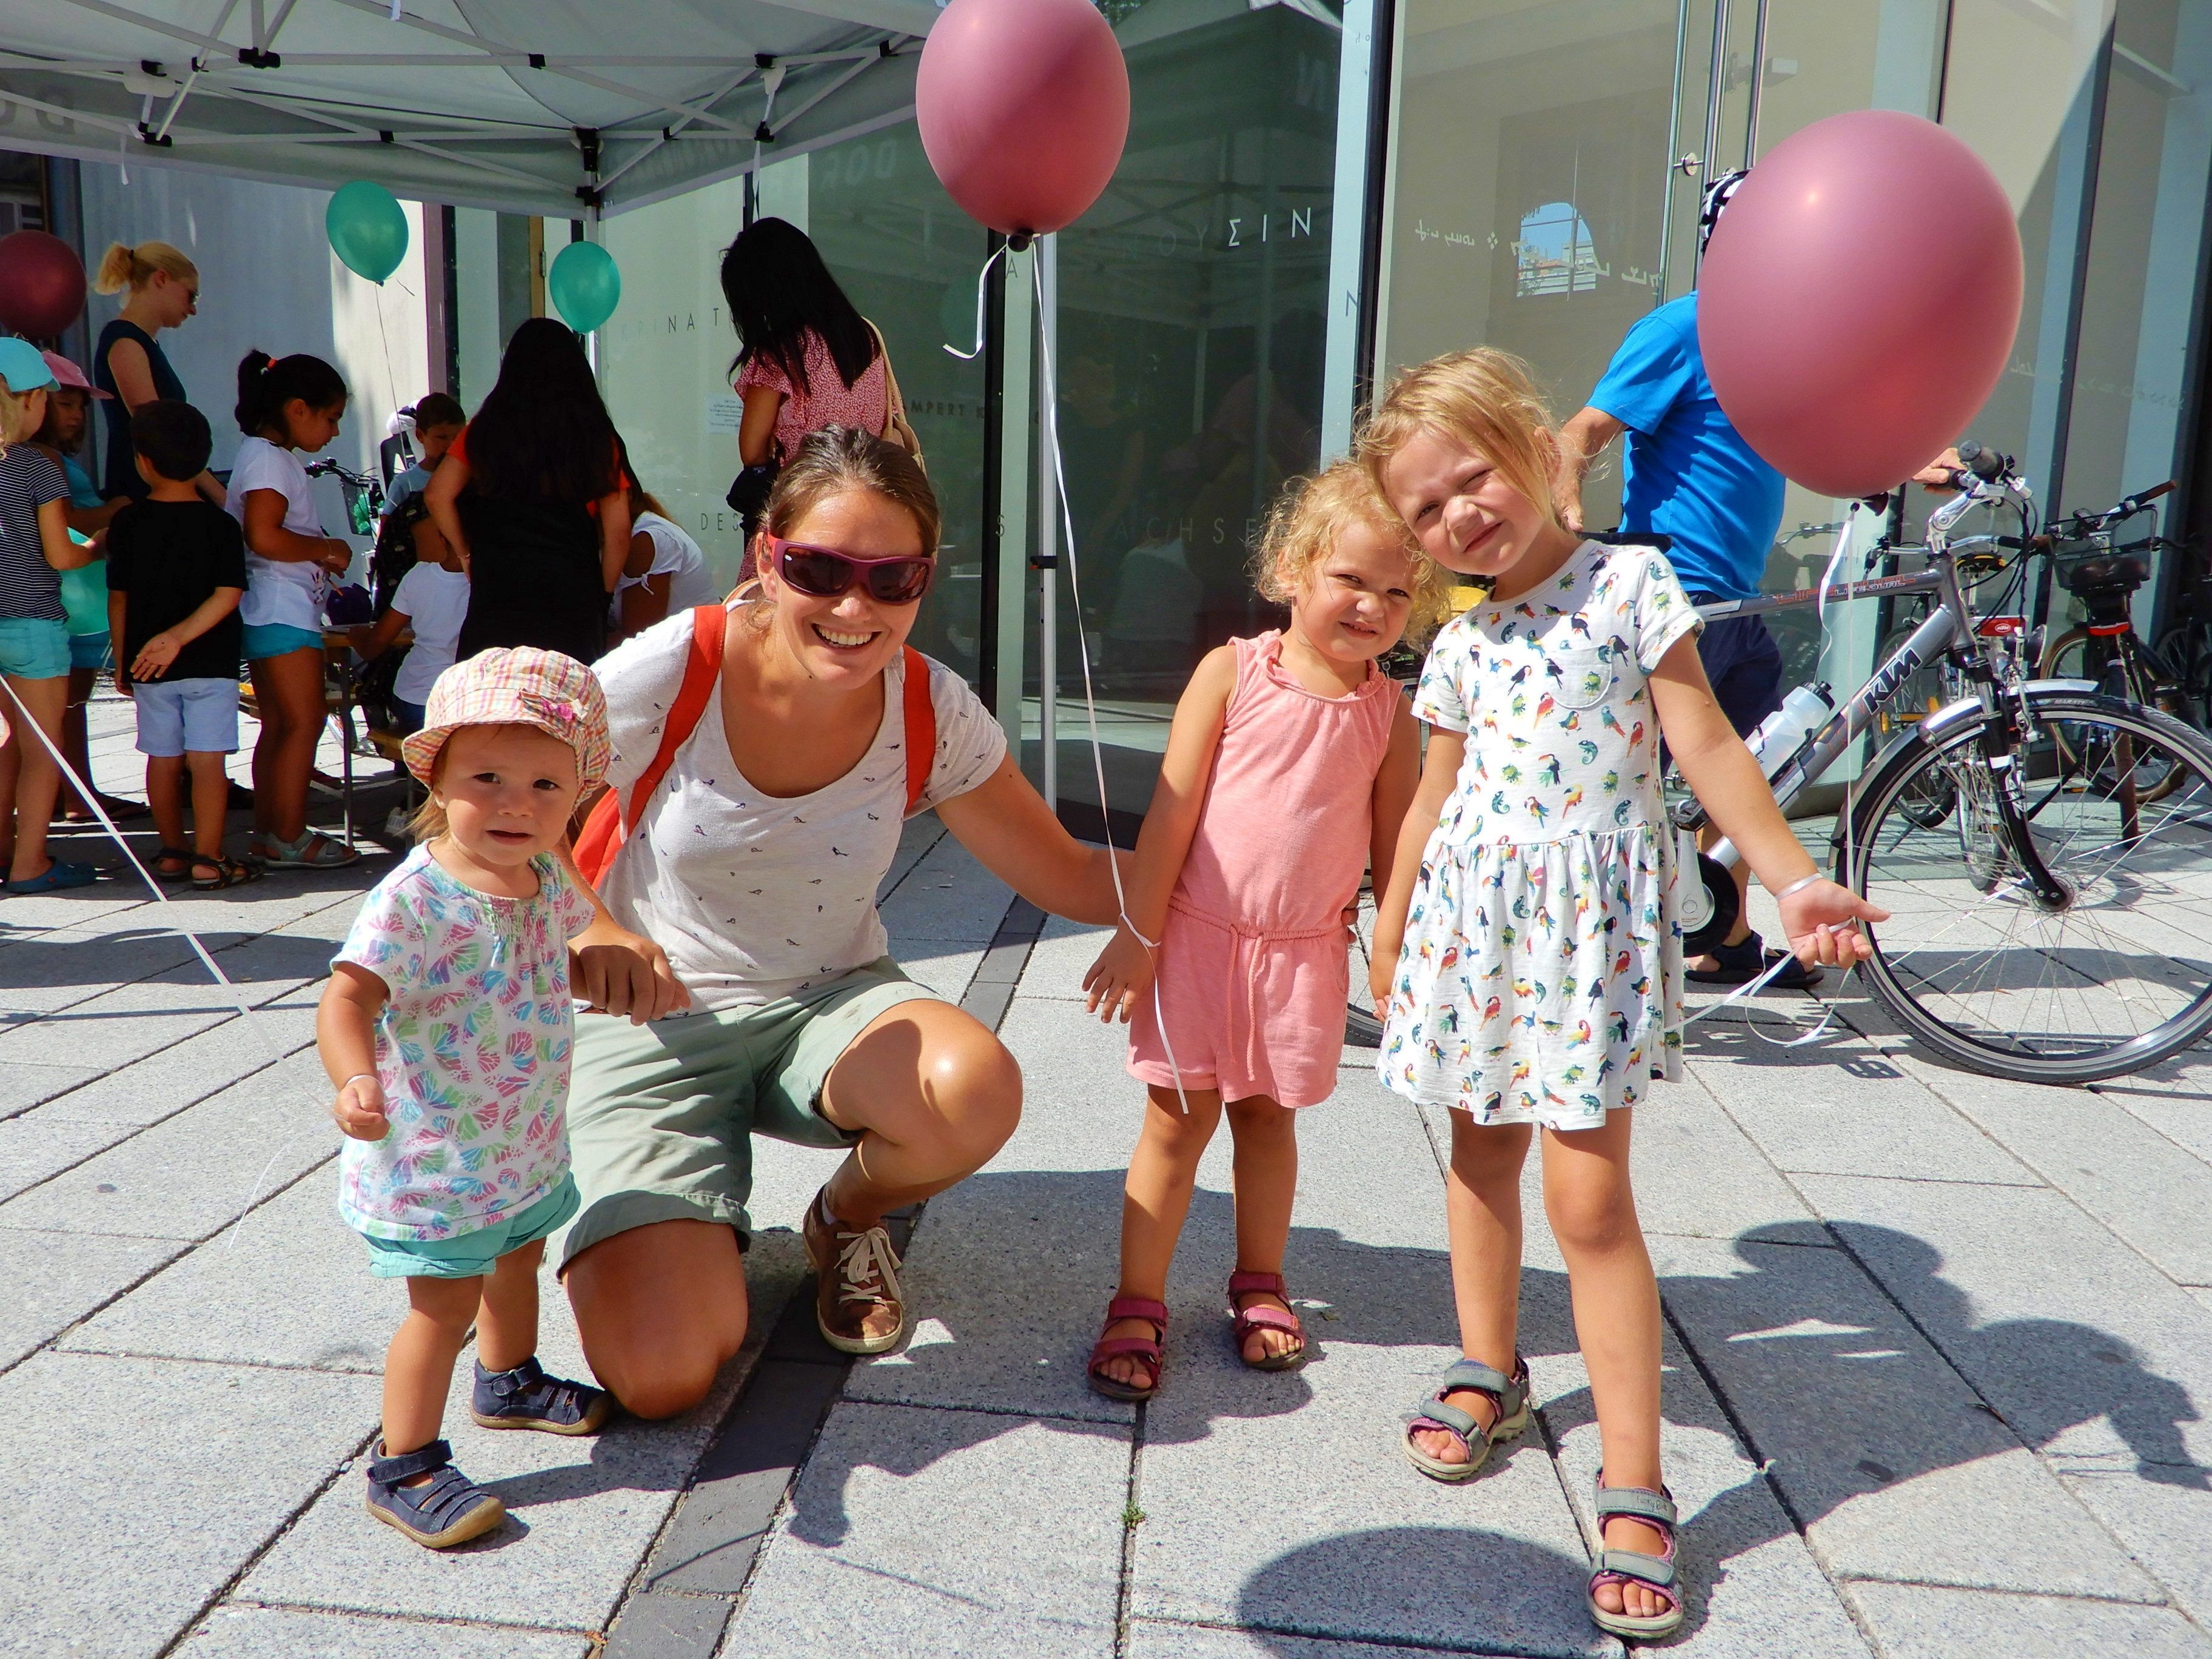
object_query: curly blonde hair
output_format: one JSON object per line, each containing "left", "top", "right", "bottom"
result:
{"left": 1253, "top": 461, "right": 1452, "bottom": 642}
{"left": 1355, "top": 347, "right": 1564, "bottom": 533}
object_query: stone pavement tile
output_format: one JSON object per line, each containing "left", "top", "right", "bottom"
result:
{"left": 1687, "top": 1035, "right": 2041, "bottom": 1187}
{"left": 1542, "top": 1321, "right": 1872, "bottom": 1658}
{"left": 1842, "top": 1583, "right": 2212, "bottom": 1659}
{"left": 876, "top": 835, "right": 1011, "bottom": 944}
{"left": 1126, "top": 1624, "right": 1506, "bottom": 1657}
{"left": 0, "top": 1058, "right": 102, "bottom": 1121}
{"left": 1133, "top": 1321, "right": 1609, "bottom": 1656}
{"left": 0, "top": 1050, "right": 334, "bottom": 1239}
{"left": 1631, "top": 1075, "right": 1818, "bottom": 1239}
{"left": 1792, "top": 1174, "right": 2212, "bottom": 1471}
{"left": 0, "top": 967, "right": 317, "bottom": 1076}
{"left": 603, "top": 1589, "right": 733, "bottom": 1658}
{"left": 172, "top": 1606, "right": 595, "bottom": 1658}
{"left": 0, "top": 1350, "right": 379, "bottom": 1659}
{"left": 0, "top": 1226, "right": 184, "bottom": 1371}
{"left": 2100, "top": 1053, "right": 2212, "bottom": 1166}
{"left": 2054, "top": 1467, "right": 2212, "bottom": 1628}
{"left": 992, "top": 993, "right": 1153, "bottom": 1168}
{"left": 895, "top": 944, "right": 985, "bottom": 1003}
{"left": 0, "top": 1111, "right": 132, "bottom": 1202}
{"left": 33, "top": 999, "right": 320, "bottom": 1125}
{"left": 1649, "top": 1233, "right": 2163, "bottom": 1601}
{"left": 720, "top": 1405, "right": 1127, "bottom": 1659}
{"left": 1021, "top": 914, "right": 1112, "bottom": 1001}
{"left": 0, "top": 886, "right": 150, "bottom": 933}
{"left": 879, "top": 814, "right": 947, "bottom": 899}
{"left": 1900, "top": 1073, "right": 2212, "bottom": 1287}
{"left": 0, "top": 925, "right": 201, "bottom": 1013}
{"left": 61, "top": 1171, "right": 390, "bottom": 1373}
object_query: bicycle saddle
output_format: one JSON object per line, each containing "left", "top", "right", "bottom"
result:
{"left": 2059, "top": 553, "right": 2149, "bottom": 593}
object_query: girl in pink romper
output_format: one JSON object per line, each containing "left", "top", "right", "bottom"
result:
{"left": 1081, "top": 463, "right": 1446, "bottom": 1402}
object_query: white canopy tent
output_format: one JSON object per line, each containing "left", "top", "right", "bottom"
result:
{"left": 0, "top": 0, "right": 940, "bottom": 217}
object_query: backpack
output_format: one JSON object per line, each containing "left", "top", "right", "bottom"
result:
{"left": 572, "top": 605, "right": 940, "bottom": 890}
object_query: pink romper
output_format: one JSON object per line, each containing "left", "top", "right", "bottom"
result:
{"left": 1128, "top": 631, "right": 1399, "bottom": 1108}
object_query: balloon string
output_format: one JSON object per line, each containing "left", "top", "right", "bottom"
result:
{"left": 1026, "top": 263, "right": 1192, "bottom": 1116}
{"left": 0, "top": 677, "right": 321, "bottom": 1248}
{"left": 943, "top": 242, "right": 1010, "bottom": 363}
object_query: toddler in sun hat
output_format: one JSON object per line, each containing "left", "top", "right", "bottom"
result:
{"left": 316, "top": 646, "right": 617, "bottom": 1550}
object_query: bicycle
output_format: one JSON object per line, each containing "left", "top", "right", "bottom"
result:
{"left": 303, "top": 455, "right": 384, "bottom": 537}
{"left": 1677, "top": 442, "right": 2212, "bottom": 1085}
{"left": 2033, "top": 483, "right": 2188, "bottom": 728}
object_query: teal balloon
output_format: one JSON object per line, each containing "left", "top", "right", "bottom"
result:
{"left": 61, "top": 562, "right": 106, "bottom": 638}
{"left": 326, "top": 180, "right": 409, "bottom": 284}
{"left": 548, "top": 240, "right": 622, "bottom": 333}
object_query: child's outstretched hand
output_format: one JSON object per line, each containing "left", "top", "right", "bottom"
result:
{"left": 1083, "top": 923, "right": 1156, "bottom": 1024}
{"left": 1777, "top": 878, "right": 1889, "bottom": 969}
{"left": 332, "top": 1073, "right": 390, "bottom": 1141}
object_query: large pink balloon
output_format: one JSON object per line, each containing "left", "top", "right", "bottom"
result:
{"left": 917, "top": 0, "right": 1130, "bottom": 238}
{"left": 0, "top": 231, "right": 88, "bottom": 340}
{"left": 1698, "top": 110, "right": 2022, "bottom": 500}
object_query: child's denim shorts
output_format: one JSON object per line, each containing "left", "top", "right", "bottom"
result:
{"left": 133, "top": 677, "right": 241, "bottom": 757}
{"left": 0, "top": 617, "right": 72, "bottom": 680}
{"left": 359, "top": 1173, "right": 581, "bottom": 1279}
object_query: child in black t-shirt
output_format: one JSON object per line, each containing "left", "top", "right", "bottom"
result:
{"left": 106, "top": 401, "right": 258, "bottom": 890}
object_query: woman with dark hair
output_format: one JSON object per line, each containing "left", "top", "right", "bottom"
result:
{"left": 424, "top": 318, "right": 630, "bottom": 665}
{"left": 721, "top": 218, "right": 914, "bottom": 560}
{"left": 554, "top": 427, "right": 1119, "bottom": 1418}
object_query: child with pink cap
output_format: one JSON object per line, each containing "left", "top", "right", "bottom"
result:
{"left": 317, "top": 646, "right": 615, "bottom": 1549}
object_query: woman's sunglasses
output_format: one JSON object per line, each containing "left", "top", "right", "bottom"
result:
{"left": 764, "top": 534, "right": 936, "bottom": 605}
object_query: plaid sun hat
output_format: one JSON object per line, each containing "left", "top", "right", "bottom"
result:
{"left": 400, "top": 647, "right": 612, "bottom": 789}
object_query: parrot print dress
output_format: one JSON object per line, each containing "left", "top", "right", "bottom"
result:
{"left": 1380, "top": 540, "right": 1700, "bottom": 1128}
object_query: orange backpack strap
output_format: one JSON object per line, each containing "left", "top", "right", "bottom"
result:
{"left": 574, "top": 606, "right": 727, "bottom": 887}
{"left": 901, "top": 645, "right": 936, "bottom": 817}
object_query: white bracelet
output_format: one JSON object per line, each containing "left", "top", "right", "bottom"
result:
{"left": 1774, "top": 873, "right": 1825, "bottom": 900}
{"left": 340, "top": 1072, "right": 378, "bottom": 1092}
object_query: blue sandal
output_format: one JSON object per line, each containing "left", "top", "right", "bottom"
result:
{"left": 364, "top": 1438, "right": 505, "bottom": 1549}
{"left": 470, "top": 1355, "right": 611, "bottom": 1435}
{"left": 5, "top": 860, "right": 98, "bottom": 895}
{"left": 1587, "top": 1476, "right": 1686, "bottom": 1640}
{"left": 1402, "top": 1355, "right": 1531, "bottom": 1481}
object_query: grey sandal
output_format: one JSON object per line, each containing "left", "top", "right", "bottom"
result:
{"left": 1401, "top": 1355, "right": 1531, "bottom": 1482}
{"left": 1587, "top": 1476, "right": 1685, "bottom": 1640}
{"left": 364, "top": 1437, "right": 505, "bottom": 1549}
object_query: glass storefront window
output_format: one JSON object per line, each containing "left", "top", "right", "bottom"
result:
{"left": 1042, "top": 0, "right": 1346, "bottom": 822}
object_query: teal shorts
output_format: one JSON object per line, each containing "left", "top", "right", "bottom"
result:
{"left": 241, "top": 621, "right": 323, "bottom": 661}
{"left": 359, "top": 1172, "right": 581, "bottom": 1279}
{"left": 0, "top": 617, "right": 72, "bottom": 681}
{"left": 560, "top": 957, "right": 945, "bottom": 1269}
{"left": 68, "top": 632, "right": 110, "bottom": 671}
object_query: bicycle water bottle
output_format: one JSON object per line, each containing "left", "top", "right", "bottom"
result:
{"left": 1745, "top": 683, "right": 1837, "bottom": 779}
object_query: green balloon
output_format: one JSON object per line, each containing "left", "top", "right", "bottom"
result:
{"left": 548, "top": 240, "right": 622, "bottom": 333}
{"left": 326, "top": 179, "right": 409, "bottom": 284}
{"left": 61, "top": 561, "right": 107, "bottom": 638}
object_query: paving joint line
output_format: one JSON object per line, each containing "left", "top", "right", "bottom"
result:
{"left": 1831, "top": 1574, "right": 2183, "bottom": 1608}
{"left": 1113, "top": 1401, "right": 1145, "bottom": 1659}
{"left": 207, "top": 1595, "right": 600, "bottom": 1638}
{"left": 1137, "top": 1610, "right": 1605, "bottom": 1657}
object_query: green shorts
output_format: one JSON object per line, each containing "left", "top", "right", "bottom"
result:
{"left": 360, "top": 1173, "right": 580, "bottom": 1279}
{"left": 560, "top": 957, "right": 943, "bottom": 1270}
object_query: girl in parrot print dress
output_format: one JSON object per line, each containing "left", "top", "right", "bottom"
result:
{"left": 1359, "top": 350, "right": 1883, "bottom": 1643}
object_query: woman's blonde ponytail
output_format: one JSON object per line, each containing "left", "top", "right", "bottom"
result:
{"left": 92, "top": 240, "right": 198, "bottom": 296}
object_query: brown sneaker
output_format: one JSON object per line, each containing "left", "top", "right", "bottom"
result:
{"left": 802, "top": 1188, "right": 912, "bottom": 1355}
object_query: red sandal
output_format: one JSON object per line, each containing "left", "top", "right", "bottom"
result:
{"left": 1087, "top": 1296, "right": 1167, "bottom": 1403}
{"left": 1227, "top": 1270, "right": 1308, "bottom": 1372}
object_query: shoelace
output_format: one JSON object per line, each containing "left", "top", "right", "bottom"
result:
{"left": 833, "top": 1225, "right": 902, "bottom": 1310}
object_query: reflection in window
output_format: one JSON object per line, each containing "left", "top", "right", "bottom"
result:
{"left": 1516, "top": 200, "right": 1597, "bottom": 297}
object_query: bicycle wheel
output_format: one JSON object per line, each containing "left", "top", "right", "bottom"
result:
{"left": 2153, "top": 625, "right": 2212, "bottom": 728}
{"left": 2040, "top": 628, "right": 2190, "bottom": 802}
{"left": 1841, "top": 691, "right": 2212, "bottom": 1082}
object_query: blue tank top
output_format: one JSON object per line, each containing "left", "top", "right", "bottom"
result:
{"left": 94, "top": 318, "right": 189, "bottom": 500}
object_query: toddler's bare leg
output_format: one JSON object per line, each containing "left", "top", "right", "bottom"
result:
{"left": 1102, "top": 1083, "right": 1224, "bottom": 1390}
{"left": 1225, "top": 1094, "right": 1299, "bottom": 1362}
{"left": 1543, "top": 1113, "right": 1667, "bottom": 1621}
{"left": 476, "top": 1239, "right": 545, "bottom": 1372}
{"left": 383, "top": 1274, "right": 481, "bottom": 1466}
{"left": 1411, "top": 1111, "right": 1532, "bottom": 1466}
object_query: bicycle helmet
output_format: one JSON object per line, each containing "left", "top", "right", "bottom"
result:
{"left": 1698, "top": 169, "right": 1749, "bottom": 256}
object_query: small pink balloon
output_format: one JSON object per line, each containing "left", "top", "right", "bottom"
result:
{"left": 917, "top": 0, "right": 1131, "bottom": 238}
{"left": 1698, "top": 110, "right": 2022, "bottom": 500}
{"left": 0, "top": 231, "right": 89, "bottom": 340}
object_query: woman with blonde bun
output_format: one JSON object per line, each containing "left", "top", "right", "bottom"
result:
{"left": 92, "top": 241, "right": 223, "bottom": 506}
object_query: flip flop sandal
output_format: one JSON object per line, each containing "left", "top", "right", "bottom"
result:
{"left": 190, "top": 854, "right": 263, "bottom": 891}
{"left": 1402, "top": 1355, "right": 1532, "bottom": 1483}
{"left": 470, "top": 1355, "right": 611, "bottom": 1436}
{"left": 363, "top": 1437, "right": 505, "bottom": 1550}
{"left": 152, "top": 846, "right": 197, "bottom": 883}
{"left": 1087, "top": 1295, "right": 1167, "bottom": 1403}
{"left": 1227, "top": 1270, "right": 1309, "bottom": 1372}
{"left": 1587, "top": 1476, "right": 1686, "bottom": 1640}
{"left": 251, "top": 829, "right": 360, "bottom": 869}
